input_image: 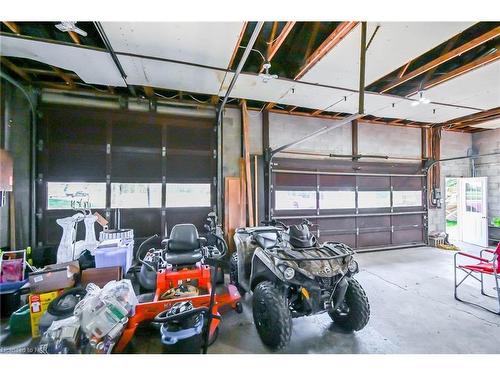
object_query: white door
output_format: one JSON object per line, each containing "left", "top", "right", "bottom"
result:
{"left": 459, "top": 177, "right": 488, "bottom": 247}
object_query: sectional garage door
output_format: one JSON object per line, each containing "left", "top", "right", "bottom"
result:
{"left": 270, "top": 157, "right": 427, "bottom": 251}
{"left": 36, "top": 104, "right": 216, "bottom": 246}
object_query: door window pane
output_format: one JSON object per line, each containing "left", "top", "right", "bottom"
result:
{"left": 393, "top": 191, "right": 422, "bottom": 207}
{"left": 275, "top": 190, "right": 316, "bottom": 210}
{"left": 47, "top": 182, "right": 106, "bottom": 209}
{"left": 166, "top": 183, "right": 211, "bottom": 208}
{"left": 465, "top": 182, "right": 483, "bottom": 213}
{"left": 358, "top": 191, "right": 390, "bottom": 208}
{"left": 319, "top": 191, "right": 355, "bottom": 209}
{"left": 111, "top": 183, "right": 162, "bottom": 208}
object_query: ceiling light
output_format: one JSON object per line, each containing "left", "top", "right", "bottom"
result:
{"left": 411, "top": 91, "right": 431, "bottom": 106}
{"left": 55, "top": 22, "right": 88, "bottom": 37}
{"left": 258, "top": 61, "right": 278, "bottom": 83}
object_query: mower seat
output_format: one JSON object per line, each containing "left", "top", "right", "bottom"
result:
{"left": 165, "top": 224, "right": 204, "bottom": 266}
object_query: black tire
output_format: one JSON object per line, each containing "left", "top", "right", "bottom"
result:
{"left": 329, "top": 278, "right": 370, "bottom": 331}
{"left": 229, "top": 252, "right": 246, "bottom": 296}
{"left": 252, "top": 281, "right": 292, "bottom": 350}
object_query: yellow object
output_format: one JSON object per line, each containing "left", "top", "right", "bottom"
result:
{"left": 28, "top": 290, "right": 61, "bottom": 337}
{"left": 438, "top": 243, "right": 459, "bottom": 251}
{"left": 301, "top": 287, "right": 310, "bottom": 300}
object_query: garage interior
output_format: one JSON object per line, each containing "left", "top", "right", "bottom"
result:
{"left": 0, "top": 20, "right": 499, "bottom": 355}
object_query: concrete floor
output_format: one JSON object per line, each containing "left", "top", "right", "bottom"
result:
{"left": 1, "top": 244, "right": 499, "bottom": 354}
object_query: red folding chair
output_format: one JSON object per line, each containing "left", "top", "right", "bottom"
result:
{"left": 454, "top": 243, "right": 500, "bottom": 315}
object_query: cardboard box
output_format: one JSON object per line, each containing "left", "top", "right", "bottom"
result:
{"left": 29, "top": 290, "right": 61, "bottom": 337}
{"left": 28, "top": 261, "right": 80, "bottom": 294}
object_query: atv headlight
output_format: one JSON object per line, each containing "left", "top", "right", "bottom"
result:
{"left": 283, "top": 267, "right": 295, "bottom": 280}
{"left": 347, "top": 259, "right": 359, "bottom": 274}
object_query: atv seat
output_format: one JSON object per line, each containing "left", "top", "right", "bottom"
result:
{"left": 165, "top": 224, "right": 204, "bottom": 266}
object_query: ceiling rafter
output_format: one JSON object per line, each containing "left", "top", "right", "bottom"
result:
{"left": 67, "top": 31, "right": 81, "bottom": 45}
{"left": 260, "top": 21, "right": 296, "bottom": 72}
{"left": 51, "top": 66, "right": 75, "bottom": 88}
{"left": 294, "top": 21, "right": 359, "bottom": 80}
{"left": 435, "top": 107, "right": 500, "bottom": 129}
{"left": 0, "top": 57, "right": 32, "bottom": 82}
{"left": 409, "top": 49, "right": 500, "bottom": 95}
{"left": 2, "top": 21, "right": 21, "bottom": 34}
{"left": 227, "top": 22, "right": 248, "bottom": 69}
{"left": 143, "top": 86, "right": 155, "bottom": 98}
{"left": 380, "top": 26, "right": 500, "bottom": 93}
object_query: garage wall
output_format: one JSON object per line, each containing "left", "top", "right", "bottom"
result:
{"left": 428, "top": 131, "right": 472, "bottom": 233}
{"left": 473, "top": 128, "right": 500, "bottom": 221}
{"left": 0, "top": 82, "right": 33, "bottom": 249}
{"left": 359, "top": 123, "right": 421, "bottom": 158}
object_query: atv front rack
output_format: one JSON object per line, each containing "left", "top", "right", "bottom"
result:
{"left": 267, "top": 242, "right": 354, "bottom": 262}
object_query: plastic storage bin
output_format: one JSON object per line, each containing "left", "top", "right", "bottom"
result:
{"left": 94, "top": 239, "right": 134, "bottom": 274}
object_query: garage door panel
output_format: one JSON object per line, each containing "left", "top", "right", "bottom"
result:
{"left": 113, "top": 122, "right": 162, "bottom": 148}
{"left": 166, "top": 208, "right": 213, "bottom": 234}
{"left": 358, "top": 231, "right": 391, "bottom": 248}
{"left": 357, "top": 216, "right": 391, "bottom": 228}
{"left": 392, "top": 214, "right": 423, "bottom": 226}
{"left": 392, "top": 176, "right": 423, "bottom": 190}
{"left": 166, "top": 125, "right": 213, "bottom": 150}
{"left": 166, "top": 154, "right": 213, "bottom": 179}
{"left": 275, "top": 173, "right": 317, "bottom": 188}
{"left": 117, "top": 208, "right": 162, "bottom": 239}
{"left": 47, "top": 146, "right": 106, "bottom": 179}
{"left": 393, "top": 228, "right": 424, "bottom": 244}
{"left": 321, "top": 233, "right": 356, "bottom": 248}
{"left": 358, "top": 176, "right": 391, "bottom": 190}
{"left": 319, "top": 175, "right": 356, "bottom": 188}
{"left": 111, "top": 152, "right": 162, "bottom": 181}
{"left": 318, "top": 217, "right": 356, "bottom": 231}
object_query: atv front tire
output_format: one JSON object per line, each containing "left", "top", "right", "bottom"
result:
{"left": 252, "top": 281, "right": 292, "bottom": 350}
{"left": 329, "top": 278, "right": 370, "bottom": 331}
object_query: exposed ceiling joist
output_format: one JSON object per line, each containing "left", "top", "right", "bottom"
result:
{"left": 2, "top": 21, "right": 20, "bottom": 34}
{"left": 263, "top": 21, "right": 296, "bottom": 65}
{"left": 0, "top": 56, "right": 31, "bottom": 82}
{"left": 294, "top": 21, "right": 359, "bottom": 80}
{"left": 415, "top": 49, "right": 500, "bottom": 94}
{"left": 380, "top": 26, "right": 500, "bottom": 93}
{"left": 143, "top": 86, "right": 155, "bottom": 98}
{"left": 227, "top": 22, "right": 248, "bottom": 69}
{"left": 51, "top": 66, "right": 75, "bottom": 88}
{"left": 436, "top": 107, "right": 500, "bottom": 129}
{"left": 67, "top": 31, "right": 81, "bottom": 45}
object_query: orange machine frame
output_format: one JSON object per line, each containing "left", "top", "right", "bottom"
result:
{"left": 114, "top": 264, "right": 240, "bottom": 352}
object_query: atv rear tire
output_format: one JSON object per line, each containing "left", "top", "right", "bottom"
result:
{"left": 229, "top": 252, "right": 246, "bottom": 296}
{"left": 329, "top": 278, "right": 370, "bottom": 331}
{"left": 252, "top": 281, "right": 292, "bottom": 350}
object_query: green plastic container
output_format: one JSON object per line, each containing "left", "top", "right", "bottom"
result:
{"left": 9, "top": 304, "right": 31, "bottom": 336}
{"left": 492, "top": 217, "right": 500, "bottom": 228}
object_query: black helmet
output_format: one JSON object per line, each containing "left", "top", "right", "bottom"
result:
{"left": 289, "top": 224, "right": 316, "bottom": 248}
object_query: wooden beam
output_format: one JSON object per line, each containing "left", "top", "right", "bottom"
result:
{"left": 0, "top": 57, "right": 31, "bottom": 82}
{"left": 241, "top": 100, "right": 254, "bottom": 227}
{"left": 227, "top": 22, "right": 248, "bottom": 69}
{"left": 143, "top": 86, "right": 155, "bottom": 98}
{"left": 436, "top": 107, "right": 500, "bottom": 129}
{"left": 295, "top": 21, "right": 359, "bottom": 80}
{"left": 264, "top": 22, "right": 296, "bottom": 64}
{"left": 288, "top": 106, "right": 298, "bottom": 113}
{"left": 304, "top": 22, "right": 321, "bottom": 61}
{"left": 417, "top": 49, "right": 500, "bottom": 93}
{"left": 380, "top": 26, "right": 500, "bottom": 93}
{"left": 2, "top": 21, "right": 20, "bottom": 34}
{"left": 68, "top": 31, "right": 81, "bottom": 45}
{"left": 51, "top": 67, "right": 75, "bottom": 88}
{"left": 264, "top": 102, "right": 276, "bottom": 111}
{"left": 352, "top": 119, "right": 359, "bottom": 160}
{"left": 311, "top": 109, "right": 324, "bottom": 116}
{"left": 266, "top": 22, "right": 279, "bottom": 58}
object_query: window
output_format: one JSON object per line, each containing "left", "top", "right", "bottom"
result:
{"left": 319, "top": 191, "right": 355, "bottom": 209}
{"left": 275, "top": 190, "right": 316, "bottom": 210}
{"left": 393, "top": 191, "right": 422, "bottom": 207}
{"left": 47, "top": 182, "right": 106, "bottom": 210}
{"left": 358, "top": 191, "right": 390, "bottom": 209}
{"left": 111, "top": 183, "right": 162, "bottom": 208}
{"left": 465, "top": 182, "right": 483, "bottom": 213}
{"left": 166, "top": 183, "right": 211, "bottom": 208}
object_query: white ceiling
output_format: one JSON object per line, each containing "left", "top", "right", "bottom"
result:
{"left": 0, "top": 22, "right": 496, "bottom": 126}
{"left": 0, "top": 35, "right": 126, "bottom": 86}
{"left": 300, "top": 22, "right": 474, "bottom": 90}
{"left": 101, "top": 22, "right": 244, "bottom": 69}
{"left": 410, "top": 60, "right": 500, "bottom": 111}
